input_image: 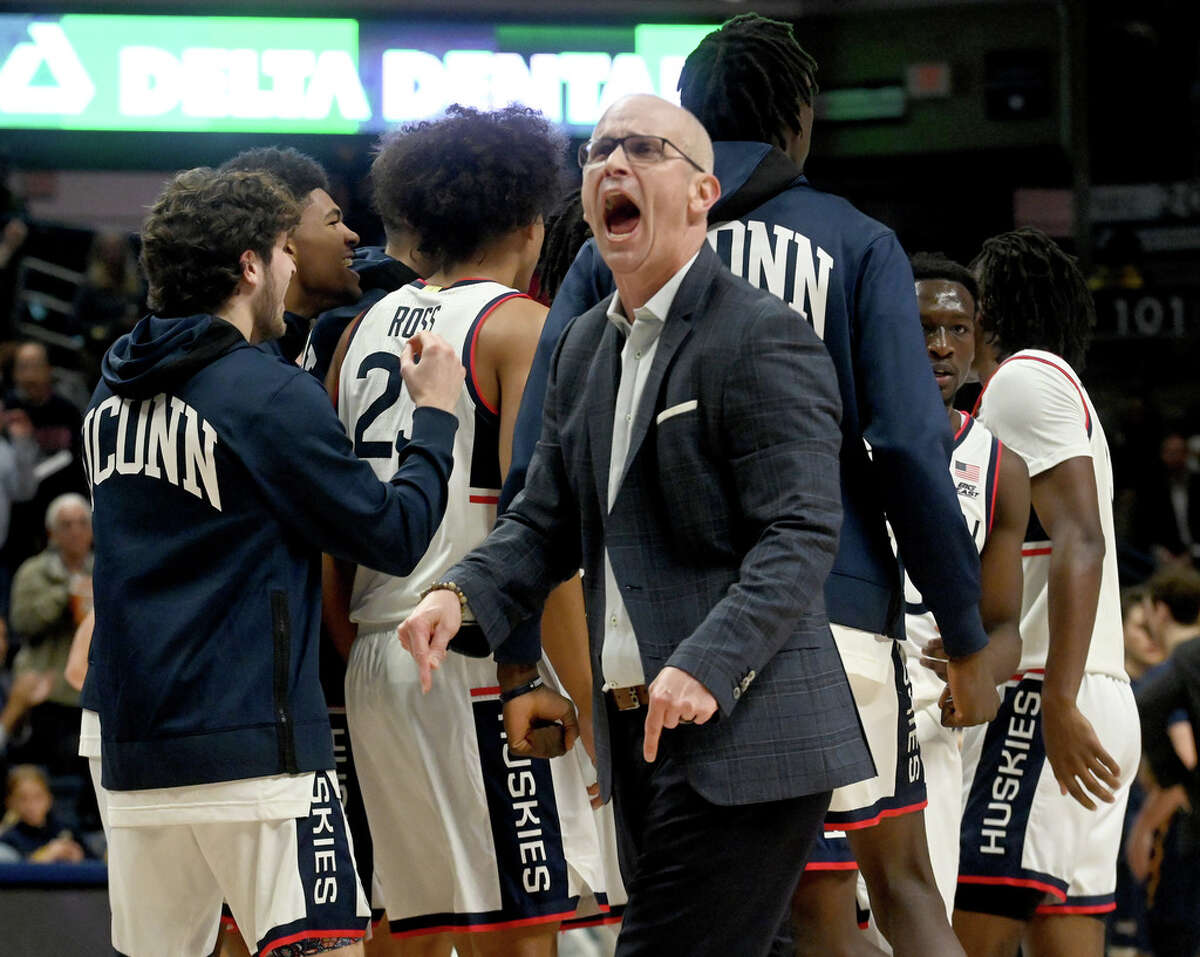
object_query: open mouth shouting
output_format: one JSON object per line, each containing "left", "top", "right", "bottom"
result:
{"left": 603, "top": 191, "right": 642, "bottom": 239}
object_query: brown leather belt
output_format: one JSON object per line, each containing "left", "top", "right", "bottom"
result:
{"left": 608, "top": 684, "right": 650, "bottom": 711}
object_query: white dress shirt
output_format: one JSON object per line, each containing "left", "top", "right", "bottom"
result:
{"left": 600, "top": 252, "right": 700, "bottom": 690}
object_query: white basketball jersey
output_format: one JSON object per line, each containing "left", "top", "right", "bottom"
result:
{"left": 902, "top": 414, "right": 1001, "bottom": 709}
{"left": 976, "top": 349, "right": 1126, "bottom": 681}
{"left": 337, "top": 278, "right": 529, "bottom": 629}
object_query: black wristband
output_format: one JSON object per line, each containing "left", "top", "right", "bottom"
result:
{"left": 498, "top": 675, "right": 544, "bottom": 704}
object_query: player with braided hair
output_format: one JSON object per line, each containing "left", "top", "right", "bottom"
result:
{"left": 955, "top": 228, "right": 1137, "bottom": 957}
{"left": 530, "top": 190, "right": 591, "bottom": 305}
{"left": 332, "top": 105, "right": 607, "bottom": 957}
{"left": 676, "top": 12, "right": 818, "bottom": 155}
{"left": 970, "top": 226, "right": 1095, "bottom": 370}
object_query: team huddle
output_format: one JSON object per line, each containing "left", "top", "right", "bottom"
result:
{"left": 79, "top": 13, "right": 1140, "bottom": 957}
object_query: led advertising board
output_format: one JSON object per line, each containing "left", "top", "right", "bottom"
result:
{"left": 0, "top": 15, "right": 717, "bottom": 134}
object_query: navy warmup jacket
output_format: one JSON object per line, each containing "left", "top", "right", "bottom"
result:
{"left": 83, "top": 313, "right": 456, "bottom": 790}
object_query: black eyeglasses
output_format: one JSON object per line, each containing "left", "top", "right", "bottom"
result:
{"left": 577, "top": 134, "right": 707, "bottom": 173}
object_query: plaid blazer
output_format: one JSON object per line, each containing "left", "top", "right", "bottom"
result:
{"left": 453, "top": 242, "right": 874, "bottom": 806}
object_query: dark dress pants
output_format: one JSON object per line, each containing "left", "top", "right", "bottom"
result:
{"left": 606, "top": 697, "right": 830, "bottom": 957}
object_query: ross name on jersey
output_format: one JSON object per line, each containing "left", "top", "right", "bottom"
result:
{"left": 387, "top": 302, "right": 442, "bottom": 339}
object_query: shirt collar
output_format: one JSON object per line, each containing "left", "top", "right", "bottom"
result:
{"left": 606, "top": 249, "right": 701, "bottom": 335}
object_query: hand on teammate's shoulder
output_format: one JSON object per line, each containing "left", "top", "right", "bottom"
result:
{"left": 401, "top": 331, "right": 465, "bottom": 413}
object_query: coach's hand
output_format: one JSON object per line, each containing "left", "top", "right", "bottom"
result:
{"left": 401, "top": 331, "right": 465, "bottom": 413}
{"left": 942, "top": 649, "right": 1001, "bottom": 728}
{"left": 643, "top": 666, "right": 717, "bottom": 762}
{"left": 1042, "top": 697, "right": 1121, "bottom": 811}
{"left": 396, "top": 588, "right": 462, "bottom": 692}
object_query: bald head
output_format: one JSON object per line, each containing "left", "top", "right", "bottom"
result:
{"left": 597, "top": 95, "right": 714, "bottom": 173}
{"left": 581, "top": 93, "right": 721, "bottom": 310}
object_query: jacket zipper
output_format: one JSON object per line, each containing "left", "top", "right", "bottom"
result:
{"left": 271, "top": 590, "right": 298, "bottom": 773}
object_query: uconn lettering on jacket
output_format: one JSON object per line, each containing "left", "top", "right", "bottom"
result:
{"left": 82, "top": 393, "right": 222, "bottom": 512}
{"left": 708, "top": 220, "right": 835, "bottom": 339}
{"left": 979, "top": 687, "right": 1041, "bottom": 856}
{"left": 500, "top": 714, "right": 551, "bottom": 894}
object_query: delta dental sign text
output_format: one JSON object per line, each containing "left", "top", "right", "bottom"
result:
{"left": 0, "top": 15, "right": 713, "bottom": 133}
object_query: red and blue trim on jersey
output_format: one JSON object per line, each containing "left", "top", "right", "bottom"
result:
{"left": 973, "top": 353, "right": 1093, "bottom": 439}
{"left": 806, "top": 830, "right": 859, "bottom": 870}
{"left": 984, "top": 438, "right": 1003, "bottom": 536}
{"left": 1022, "top": 505, "right": 1053, "bottom": 558}
{"left": 460, "top": 288, "right": 529, "bottom": 505}
{"left": 1034, "top": 892, "right": 1116, "bottom": 916}
{"left": 388, "top": 905, "right": 580, "bottom": 939}
{"left": 823, "top": 641, "right": 928, "bottom": 831}
{"left": 460, "top": 289, "right": 532, "bottom": 419}
{"left": 381, "top": 685, "right": 581, "bottom": 940}
{"left": 559, "top": 895, "right": 625, "bottom": 930}
{"left": 255, "top": 770, "right": 371, "bottom": 956}
{"left": 952, "top": 411, "right": 1001, "bottom": 536}
{"left": 957, "top": 674, "right": 1066, "bottom": 903}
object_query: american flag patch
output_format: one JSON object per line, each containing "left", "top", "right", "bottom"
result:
{"left": 954, "top": 460, "right": 980, "bottom": 482}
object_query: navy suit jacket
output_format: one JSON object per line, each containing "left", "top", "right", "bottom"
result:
{"left": 449, "top": 243, "right": 874, "bottom": 806}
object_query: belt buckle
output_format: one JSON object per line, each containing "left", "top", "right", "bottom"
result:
{"left": 611, "top": 684, "right": 647, "bottom": 711}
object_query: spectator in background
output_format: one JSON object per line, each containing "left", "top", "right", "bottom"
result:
{"left": 1122, "top": 587, "right": 1166, "bottom": 683}
{"left": 0, "top": 218, "right": 26, "bottom": 273}
{"left": 1130, "top": 567, "right": 1200, "bottom": 957}
{"left": 0, "top": 670, "right": 55, "bottom": 773}
{"left": 0, "top": 764, "right": 90, "bottom": 863}
{"left": 0, "top": 155, "right": 29, "bottom": 337}
{"left": 72, "top": 230, "right": 141, "bottom": 361}
{"left": 0, "top": 398, "right": 37, "bottom": 614}
{"left": 8, "top": 493, "right": 92, "bottom": 776}
{"left": 1110, "top": 587, "right": 1168, "bottom": 957}
{"left": 3, "top": 340, "right": 88, "bottom": 571}
{"left": 1143, "top": 565, "right": 1200, "bottom": 662}
{"left": 1130, "top": 430, "right": 1200, "bottom": 567}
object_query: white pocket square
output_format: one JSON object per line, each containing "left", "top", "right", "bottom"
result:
{"left": 656, "top": 399, "right": 698, "bottom": 425}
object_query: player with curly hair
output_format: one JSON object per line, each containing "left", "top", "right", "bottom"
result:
{"left": 331, "top": 106, "right": 608, "bottom": 957}
{"left": 955, "top": 228, "right": 1139, "bottom": 957}
{"left": 83, "top": 166, "right": 465, "bottom": 957}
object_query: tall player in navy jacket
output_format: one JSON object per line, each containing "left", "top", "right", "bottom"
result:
{"left": 82, "top": 168, "right": 464, "bottom": 957}
{"left": 495, "top": 15, "right": 1002, "bottom": 956}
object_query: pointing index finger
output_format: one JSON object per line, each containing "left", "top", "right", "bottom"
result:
{"left": 642, "top": 697, "right": 665, "bottom": 763}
